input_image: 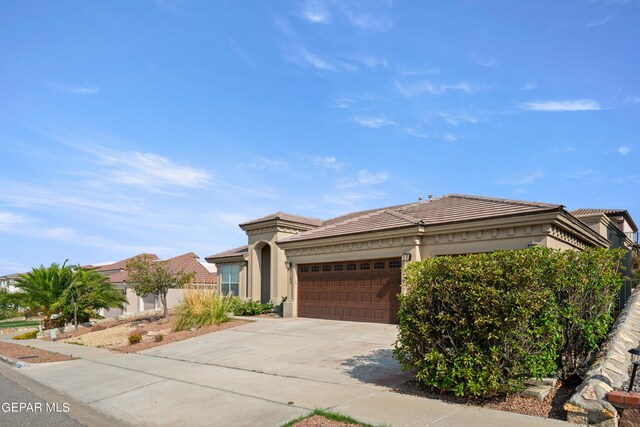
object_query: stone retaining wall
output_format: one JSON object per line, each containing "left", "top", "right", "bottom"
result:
{"left": 565, "top": 287, "right": 640, "bottom": 426}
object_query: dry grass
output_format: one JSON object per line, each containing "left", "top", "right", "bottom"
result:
{"left": 174, "top": 286, "right": 235, "bottom": 331}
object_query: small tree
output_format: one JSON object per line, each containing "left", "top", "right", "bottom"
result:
{"left": 125, "top": 255, "right": 194, "bottom": 319}
{"left": 54, "top": 269, "right": 127, "bottom": 330}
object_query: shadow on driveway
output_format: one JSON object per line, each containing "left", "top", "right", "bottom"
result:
{"left": 341, "top": 348, "right": 413, "bottom": 387}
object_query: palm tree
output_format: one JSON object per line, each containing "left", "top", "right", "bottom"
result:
{"left": 55, "top": 269, "right": 127, "bottom": 329}
{"left": 13, "top": 262, "right": 73, "bottom": 327}
{"left": 13, "top": 262, "right": 127, "bottom": 329}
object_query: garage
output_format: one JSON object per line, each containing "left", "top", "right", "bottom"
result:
{"left": 297, "top": 258, "right": 402, "bottom": 324}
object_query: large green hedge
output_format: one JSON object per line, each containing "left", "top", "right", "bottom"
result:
{"left": 393, "top": 247, "right": 624, "bottom": 397}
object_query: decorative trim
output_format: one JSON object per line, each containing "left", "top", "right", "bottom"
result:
{"left": 548, "top": 225, "right": 587, "bottom": 249}
{"left": 245, "top": 225, "right": 308, "bottom": 236}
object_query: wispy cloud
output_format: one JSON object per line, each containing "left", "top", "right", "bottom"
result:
{"left": 299, "top": 0, "right": 330, "bottom": 24}
{"left": 229, "top": 39, "right": 256, "bottom": 68}
{"left": 469, "top": 52, "right": 496, "bottom": 67}
{"left": 0, "top": 211, "right": 25, "bottom": 229}
{"left": 396, "top": 80, "right": 491, "bottom": 97}
{"left": 618, "top": 146, "right": 631, "bottom": 155}
{"left": 351, "top": 116, "right": 396, "bottom": 128}
{"left": 285, "top": 46, "right": 354, "bottom": 72}
{"left": 298, "top": 47, "right": 336, "bottom": 70}
{"left": 346, "top": 53, "right": 388, "bottom": 69}
{"left": 333, "top": 97, "right": 354, "bottom": 109}
{"left": 551, "top": 146, "right": 575, "bottom": 154}
{"left": 403, "top": 127, "right": 428, "bottom": 139}
{"left": 441, "top": 132, "right": 458, "bottom": 142}
{"left": 518, "top": 99, "right": 602, "bottom": 112}
{"left": 297, "top": 0, "right": 393, "bottom": 32}
{"left": 520, "top": 82, "right": 538, "bottom": 91}
{"left": 337, "top": 169, "right": 389, "bottom": 189}
{"left": 338, "top": 1, "right": 393, "bottom": 32}
{"left": 623, "top": 96, "right": 640, "bottom": 104}
{"left": 439, "top": 111, "right": 479, "bottom": 126}
{"left": 55, "top": 82, "right": 100, "bottom": 95}
{"left": 0, "top": 258, "right": 30, "bottom": 274}
{"left": 97, "top": 150, "right": 210, "bottom": 190}
{"left": 564, "top": 169, "right": 594, "bottom": 179}
{"left": 587, "top": 14, "right": 613, "bottom": 27}
{"left": 239, "top": 156, "right": 288, "bottom": 171}
{"left": 396, "top": 64, "right": 440, "bottom": 76}
{"left": 356, "top": 169, "right": 388, "bottom": 186}
{"left": 495, "top": 171, "right": 544, "bottom": 185}
{"left": 313, "top": 156, "right": 344, "bottom": 169}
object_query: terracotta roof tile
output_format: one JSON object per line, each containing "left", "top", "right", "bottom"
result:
{"left": 92, "top": 253, "right": 217, "bottom": 285}
{"left": 279, "top": 194, "right": 562, "bottom": 243}
{"left": 162, "top": 252, "right": 217, "bottom": 284}
{"left": 91, "top": 253, "right": 159, "bottom": 272}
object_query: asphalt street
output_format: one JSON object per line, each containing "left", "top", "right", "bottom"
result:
{"left": 0, "top": 369, "right": 85, "bottom": 427}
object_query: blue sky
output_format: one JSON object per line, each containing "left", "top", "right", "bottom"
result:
{"left": 0, "top": 0, "right": 638, "bottom": 274}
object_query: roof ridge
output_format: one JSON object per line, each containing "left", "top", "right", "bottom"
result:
{"left": 385, "top": 208, "right": 422, "bottom": 224}
{"left": 321, "top": 201, "right": 419, "bottom": 226}
{"left": 279, "top": 208, "right": 391, "bottom": 242}
{"left": 444, "top": 194, "right": 560, "bottom": 209}
{"left": 240, "top": 211, "right": 324, "bottom": 227}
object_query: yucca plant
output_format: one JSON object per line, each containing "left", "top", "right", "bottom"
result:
{"left": 174, "top": 286, "right": 235, "bottom": 331}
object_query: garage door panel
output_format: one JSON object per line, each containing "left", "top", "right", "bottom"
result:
{"left": 298, "top": 258, "right": 401, "bottom": 324}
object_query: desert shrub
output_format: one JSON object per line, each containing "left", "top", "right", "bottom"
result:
{"left": 0, "top": 309, "right": 21, "bottom": 321}
{"left": 13, "top": 330, "right": 38, "bottom": 340}
{"left": 154, "top": 334, "right": 164, "bottom": 342}
{"left": 232, "top": 299, "right": 273, "bottom": 316}
{"left": 174, "top": 286, "right": 235, "bottom": 331}
{"left": 128, "top": 332, "right": 142, "bottom": 345}
{"left": 394, "top": 247, "right": 624, "bottom": 397}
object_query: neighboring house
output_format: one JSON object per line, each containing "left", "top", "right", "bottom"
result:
{"left": 569, "top": 209, "right": 638, "bottom": 277}
{"left": 0, "top": 273, "right": 21, "bottom": 293}
{"left": 87, "top": 252, "right": 217, "bottom": 317}
{"left": 206, "top": 194, "right": 638, "bottom": 324}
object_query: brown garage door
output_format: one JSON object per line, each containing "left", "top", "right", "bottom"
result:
{"left": 297, "top": 258, "right": 402, "bottom": 324}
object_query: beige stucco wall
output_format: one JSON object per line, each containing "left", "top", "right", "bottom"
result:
{"left": 246, "top": 228, "right": 303, "bottom": 304}
{"left": 572, "top": 214, "right": 634, "bottom": 277}
{"left": 278, "top": 213, "right": 608, "bottom": 318}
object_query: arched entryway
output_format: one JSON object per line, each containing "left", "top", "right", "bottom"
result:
{"left": 259, "top": 244, "right": 271, "bottom": 304}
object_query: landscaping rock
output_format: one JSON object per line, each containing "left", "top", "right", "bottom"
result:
{"left": 521, "top": 386, "right": 551, "bottom": 401}
{"left": 565, "top": 288, "right": 640, "bottom": 426}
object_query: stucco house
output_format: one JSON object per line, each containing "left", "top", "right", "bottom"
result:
{"left": 206, "top": 194, "right": 638, "bottom": 324}
{"left": 88, "top": 252, "right": 217, "bottom": 317}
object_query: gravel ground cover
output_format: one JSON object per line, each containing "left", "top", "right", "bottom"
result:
{"left": 0, "top": 342, "right": 76, "bottom": 363}
{"left": 394, "top": 378, "right": 579, "bottom": 420}
{"left": 46, "top": 314, "right": 249, "bottom": 352}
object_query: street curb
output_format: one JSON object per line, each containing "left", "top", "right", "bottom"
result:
{"left": 0, "top": 362, "right": 131, "bottom": 427}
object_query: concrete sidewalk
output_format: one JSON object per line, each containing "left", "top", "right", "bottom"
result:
{"left": 6, "top": 319, "right": 570, "bottom": 426}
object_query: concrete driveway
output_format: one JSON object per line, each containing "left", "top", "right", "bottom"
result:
{"left": 9, "top": 318, "right": 567, "bottom": 426}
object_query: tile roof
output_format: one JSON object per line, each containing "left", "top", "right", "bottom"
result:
{"left": 163, "top": 252, "right": 217, "bottom": 284}
{"left": 205, "top": 245, "right": 248, "bottom": 261}
{"left": 92, "top": 253, "right": 217, "bottom": 285}
{"left": 279, "top": 194, "right": 562, "bottom": 243}
{"left": 570, "top": 208, "right": 638, "bottom": 232}
{"left": 90, "top": 253, "right": 159, "bottom": 272}
{"left": 240, "top": 212, "right": 323, "bottom": 228}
